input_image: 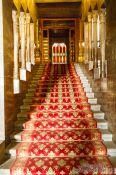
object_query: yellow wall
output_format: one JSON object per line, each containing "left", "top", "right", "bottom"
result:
{"left": 13, "top": 0, "right": 37, "bottom": 21}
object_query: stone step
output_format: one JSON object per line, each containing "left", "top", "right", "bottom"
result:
{"left": 84, "top": 87, "right": 92, "bottom": 93}
{"left": 23, "top": 98, "right": 32, "bottom": 103}
{"left": 14, "top": 117, "right": 108, "bottom": 131}
{"left": 20, "top": 103, "right": 101, "bottom": 112}
{"left": 17, "top": 111, "right": 104, "bottom": 120}
{"left": 26, "top": 92, "right": 35, "bottom": 97}
{"left": 109, "top": 157, "right": 116, "bottom": 173}
{"left": 0, "top": 157, "right": 116, "bottom": 175}
{"left": 29, "top": 83, "right": 91, "bottom": 89}
{"left": 29, "top": 84, "right": 37, "bottom": 88}
{"left": 27, "top": 87, "right": 92, "bottom": 93}
{"left": 101, "top": 129, "right": 112, "bottom": 141}
{"left": 79, "top": 75, "right": 87, "bottom": 79}
{"left": 86, "top": 92, "right": 94, "bottom": 98}
{"left": 93, "top": 111, "right": 105, "bottom": 120}
{"left": 23, "top": 98, "right": 97, "bottom": 106}
{"left": 25, "top": 92, "right": 95, "bottom": 99}
{"left": 105, "top": 142, "right": 116, "bottom": 156}
{"left": 88, "top": 98, "right": 97, "bottom": 104}
{"left": 29, "top": 82, "right": 90, "bottom": 87}
{"left": 91, "top": 104, "right": 101, "bottom": 112}
{"left": 6, "top": 141, "right": 116, "bottom": 158}
{"left": 10, "top": 129, "right": 112, "bottom": 142}
{"left": 96, "top": 119, "right": 108, "bottom": 130}
{"left": 80, "top": 80, "right": 89, "bottom": 83}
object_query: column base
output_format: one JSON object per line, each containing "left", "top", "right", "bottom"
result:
{"left": 84, "top": 60, "right": 88, "bottom": 64}
{"left": 20, "top": 68, "right": 27, "bottom": 81}
{"left": 94, "top": 67, "right": 100, "bottom": 80}
{"left": 26, "top": 62, "right": 31, "bottom": 72}
{"left": 101, "top": 78, "right": 107, "bottom": 92}
{"left": 89, "top": 61, "right": 93, "bottom": 70}
{"left": 31, "top": 60, "right": 35, "bottom": 65}
{"left": 13, "top": 79, "right": 20, "bottom": 94}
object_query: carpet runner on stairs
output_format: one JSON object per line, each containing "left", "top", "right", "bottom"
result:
{"left": 10, "top": 64, "right": 114, "bottom": 175}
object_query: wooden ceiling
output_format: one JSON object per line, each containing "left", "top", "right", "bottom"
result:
{"left": 43, "top": 20, "right": 75, "bottom": 29}
{"left": 35, "top": 0, "right": 82, "bottom": 3}
{"left": 36, "top": 2, "right": 82, "bottom": 18}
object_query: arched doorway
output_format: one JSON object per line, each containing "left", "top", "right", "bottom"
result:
{"left": 52, "top": 43, "right": 67, "bottom": 64}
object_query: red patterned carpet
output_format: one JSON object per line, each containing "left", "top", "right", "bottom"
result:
{"left": 10, "top": 64, "right": 114, "bottom": 175}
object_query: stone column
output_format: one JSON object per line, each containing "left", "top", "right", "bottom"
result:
{"left": 100, "top": 10, "right": 106, "bottom": 78}
{"left": 78, "top": 20, "right": 84, "bottom": 62}
{"left": 26, "top": 11, "right": 31, "bottom": 72}
{"left": 88, "top": 8, "right": 93, "bottom": 70}
{"left": 93, "top": 11, "right": 98, "bottom": 68}
{"left": 12, "top": 9, "right": 20, "bottom": 93}
{"left": 19, "top": 8, "right": 26, "bottom": 81}
{"left": 84, "top": 18, "right": 89, "bottom": 63}
{"left": 30, "top": 19, "right": 35, "bottom": 65}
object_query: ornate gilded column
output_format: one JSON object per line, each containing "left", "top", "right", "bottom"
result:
{"left": 19, "top": 6, "right": 26, "bottom": 81}
{"left": 93, "top": 4, "right": 98, "bottom": 68}
{"left": 30, "top": 18, "right": 35, "bottom": 65}
{"left": 84, "top": 17, "right": 89, "bottom": 63}
{"left": 12, "top": 6, "right": 20, "bottom": 93}
{"left": 26, "top": 9, "right": 31, "bottom": 72}
{"left": 88, "top": 6, "right": 93, "bottom": 70}
{"left": 100, "top": 4, "right": 106, "bottom": 78}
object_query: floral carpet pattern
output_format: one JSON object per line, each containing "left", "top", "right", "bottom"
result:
{"left": 10, "top": 64, "right": 114, "bottom": 175}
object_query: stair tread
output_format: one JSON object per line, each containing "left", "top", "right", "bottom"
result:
{"left": 104, "top": 141, "right": 116, "bottom": 149}
{"left": 0, "top": 156, "right": 116, "bottom": 173}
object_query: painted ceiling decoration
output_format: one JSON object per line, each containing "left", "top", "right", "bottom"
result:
{"left": 13, "top": 0, "right": 105, "bottom": 20}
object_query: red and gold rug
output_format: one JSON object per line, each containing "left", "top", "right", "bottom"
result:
{"left": 10, "top": 64, "right": 114, "bottom": 175}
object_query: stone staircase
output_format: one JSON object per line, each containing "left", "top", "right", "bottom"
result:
{"left": 0, "top": 63, "right": 116, "bottom": 174}
{"left": 74, "top": 64, "right": 116, "bottom": 173}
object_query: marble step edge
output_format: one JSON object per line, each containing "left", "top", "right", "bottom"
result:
{"left": 6, "top": 141, "right": 116, "bottom": 157}
{"left": 0, "top": 156, "right": 116, "bottom": 175}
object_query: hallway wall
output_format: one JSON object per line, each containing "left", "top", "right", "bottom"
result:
{"left": 103, "top": 0, "right": 116, "bottom": 142}
{"left": 83, "top": 0, "right": 116, "bottom": 143}
{"left": 2, "top": 0, "right": 28, "bottom": 144}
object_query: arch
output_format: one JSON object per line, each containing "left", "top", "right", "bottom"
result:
{"left": 52, "top": 43, "right": 67, "bottom": 64}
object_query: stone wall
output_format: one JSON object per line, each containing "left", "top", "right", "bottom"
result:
{"left": 82, "top": 0, "right": 116, "bottom": 143}
{"left": 2, "top": 0, "right": 31, "bottom": 145}
{"left": 104, "top": 0, "right": 116, "bottom": 141}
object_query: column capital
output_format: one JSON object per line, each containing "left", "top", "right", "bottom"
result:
{"left": 19, "top": 12, "right": 25, "bottom": 24}
{"left": 92, "top": 12, "right": 98, "bottom": 23}
{"left": 99, "top": 11, "right": 106, "bottom": 23}
{"left": 12, "top": 10, "right": 19, "bottom": 23}
{"left": 88, "top": 13, "right": 92, "bottom": 23}
{"left": 26, "top": 13, "right": 30, "bottom": 23}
